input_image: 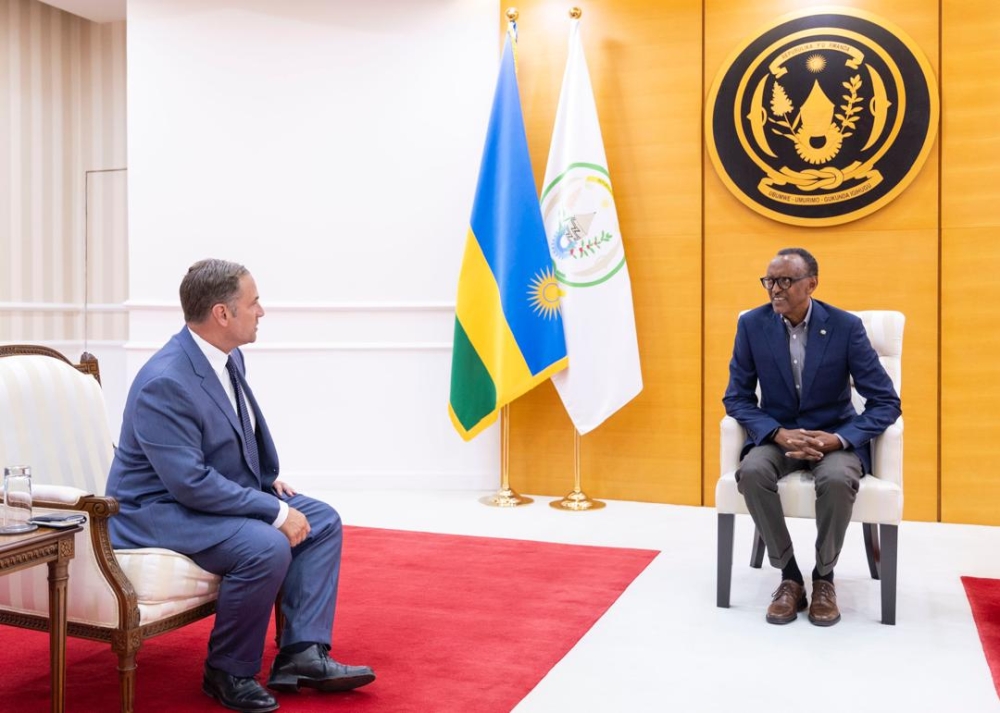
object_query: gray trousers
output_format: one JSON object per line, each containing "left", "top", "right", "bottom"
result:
{"left": 735, "top": 444, "right": 862, "bottom": 576}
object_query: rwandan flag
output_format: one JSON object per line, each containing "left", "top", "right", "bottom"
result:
{"left": 449, "top": 27, "right": 568, "bottom": 441}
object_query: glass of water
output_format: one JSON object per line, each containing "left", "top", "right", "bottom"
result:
{"left": 1, "top": 465, "right": 36, "bottom": 534}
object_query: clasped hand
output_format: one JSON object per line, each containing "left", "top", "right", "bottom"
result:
{"left": 776, "top": 427, "right": 841, "bottom": 461}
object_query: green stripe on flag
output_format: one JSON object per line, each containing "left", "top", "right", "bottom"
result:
{"left": 449, "top": 318, "right": 497, "bottom": 433}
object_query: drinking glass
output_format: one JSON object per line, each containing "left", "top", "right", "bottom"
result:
{"left": 1, "top": 465, "right": 36, "bottom": 534}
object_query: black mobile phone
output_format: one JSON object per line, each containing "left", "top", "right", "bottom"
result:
{"left": 29, "top": 513, "right": 86, "bottom": 529}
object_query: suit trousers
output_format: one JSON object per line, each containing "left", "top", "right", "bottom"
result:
{"left": 191, "top": 493, "right": 342, "bottom": 677}
{"left": 735, "top": 444, "right": 861, "bottom": 576}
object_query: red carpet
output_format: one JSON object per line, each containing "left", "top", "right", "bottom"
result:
{"left": 0, "top": 526, "right": 658, "bottom": 712}
{"left": 963, "top": 576, "right": 1000, "bottom": 699}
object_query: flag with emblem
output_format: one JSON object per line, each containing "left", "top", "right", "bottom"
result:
{"left": 540, "top": 17, "right": 642, "bottom": 434}
{"left": 449, "top": 26, "right": 568, "bottom": 441}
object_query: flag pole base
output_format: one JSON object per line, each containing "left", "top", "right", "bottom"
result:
{"left": 479, "top": 488, "right": 534, "bottom": 508}
{"left": 549, "top": 490, "right": 606, "bottom": 511}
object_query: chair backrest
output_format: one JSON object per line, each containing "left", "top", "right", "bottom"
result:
{"left": 0, "top": 353, "right": 114, "bottom": 496}
{"left": 851, "top": 311, "right": 904, "bottom": 411}
{"left": 0, "top": 349, "right": 123, "bottom": 625}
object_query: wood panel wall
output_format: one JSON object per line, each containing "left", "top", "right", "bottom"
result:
{"left": 508, "top": 0, "right": 704, "bottom": 505}
{"left": 703, "top": 0, "right": 940, "bottom": 524}
{"left": 940, "top": 2, "right": 1000, "bottom": 525}
{"left": 503, "top": 1, "right": 999, "bottom": 526}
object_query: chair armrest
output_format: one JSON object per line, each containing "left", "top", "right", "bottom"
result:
{"left": 720, "top": 415, "right": 746, "bottom": 475}
{"left": 32, "top": 483, "right": 90, "bottom": 506}
{"left": 871, "top": 416, "right": 903, "bottom": 487}
{"left": 33, "top": 492, "right": 140, "bottom": 631}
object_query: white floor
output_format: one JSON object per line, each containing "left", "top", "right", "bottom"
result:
{"left": 317, "top": 489, "right": 1000, "bottom": 713}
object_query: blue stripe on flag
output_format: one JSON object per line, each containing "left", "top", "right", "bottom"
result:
{"left": 469, "top": 34, "right": 566, "bottom": 377}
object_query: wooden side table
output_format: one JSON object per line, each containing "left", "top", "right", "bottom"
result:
{"left": 0, "top": 525, "right": 81, "bottom": 713}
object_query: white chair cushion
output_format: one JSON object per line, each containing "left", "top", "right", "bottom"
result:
{"left": 716, "top": 470, "right": 903, "bottom": 525}
{"left": 115, "top": 548, "right": 220, "bottom": 622}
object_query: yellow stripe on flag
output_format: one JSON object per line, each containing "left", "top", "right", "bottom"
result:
{"left": 455, "top": 229, "right": 534, "bottom": 398}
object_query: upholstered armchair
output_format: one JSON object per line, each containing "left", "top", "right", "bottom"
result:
{"left": 0, "top": 346, "right": 222, "bottom": 713}
{"left": 715, "top": 311, "right": 904, "bottom": 625}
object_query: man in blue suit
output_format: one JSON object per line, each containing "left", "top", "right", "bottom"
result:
{"left": 723, "top": 248, "right": 900, "bottom": 627}
{"left": 107, "top": 259, "right": 374, "bottom": 712}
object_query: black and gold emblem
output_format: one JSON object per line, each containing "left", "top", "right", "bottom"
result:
{"left": 706, "top": 8, "right": 939, "bottom": 226}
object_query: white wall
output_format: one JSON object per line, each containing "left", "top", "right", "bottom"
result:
{"left": 126, "top": 0, "right": 502, "bottom": 490}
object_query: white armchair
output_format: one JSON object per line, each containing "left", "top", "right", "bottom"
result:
{"left": 715, "top": 311, "right": 904, "bottom": 625}
{"left": 0, "top": 346, "right": 222, "bottom": 712}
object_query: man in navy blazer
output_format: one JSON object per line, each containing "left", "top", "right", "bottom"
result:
{"left": 723, "top": 248, "right": 900, "bottom": 627}
{"left": 107, "top": 259, "right": 374, "bottom": 712}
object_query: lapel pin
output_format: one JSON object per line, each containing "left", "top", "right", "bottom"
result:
{"left": 820, "top": 329, "right": 827, "bottom": 336}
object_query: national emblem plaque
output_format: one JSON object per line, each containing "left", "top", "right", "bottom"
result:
{"left": 705, "top": 7, "right": 939, "bottom": 226}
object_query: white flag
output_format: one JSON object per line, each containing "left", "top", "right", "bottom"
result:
{"left": 541, "top": 18, "right": 642, "bottom": 435}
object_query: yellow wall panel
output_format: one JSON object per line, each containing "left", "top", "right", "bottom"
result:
{"left": 941, "top": 2, "right": 1000, "bottom": 524}
{"left": 941, "top": 227, "right": 1000, "bottom": 523}
{"left": 508, "top": 0, "right": 704, "bottom": 505}
{"left": 702, "top": 1, "right": 940, "bottom": 522}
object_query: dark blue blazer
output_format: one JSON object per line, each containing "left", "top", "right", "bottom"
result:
{"left": 722, "top": 300, "right": 901, "bottom": 475}
{"left": 106, "top": 326, "right": 282, "bottom": 553}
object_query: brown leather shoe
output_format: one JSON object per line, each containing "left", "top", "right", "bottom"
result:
{"left": 765, "top": 579, "right": 807, "bottom": 624}
{"left": 808, "top": 580, "right": 841, "bottom": 626}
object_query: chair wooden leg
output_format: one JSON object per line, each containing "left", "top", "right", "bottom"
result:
{"left": 863, "top": 522, "right": 881, "bottom": 579}
{"left": 717, "top": 513, "right": 735, "bottom": 608}
{"left": 749, "top": 527, "right": 765, "bottom": 568}
{"left": 879, "top": 524, "right": 898, "bottom": 625}
{"left": 117, "top": 652, "right": 137, "bottom": 713}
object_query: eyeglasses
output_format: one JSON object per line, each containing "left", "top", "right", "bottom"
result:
{"left": 759, "top": 275, "right": 813, "bottom": 290}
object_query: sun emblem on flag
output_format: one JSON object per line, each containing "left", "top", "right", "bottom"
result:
{"left": 527, "top": 267, "right": 562, "bottom": 319}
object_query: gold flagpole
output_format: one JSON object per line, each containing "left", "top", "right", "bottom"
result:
{"left": 551, "top": 428, "right": 605, "bottom": 510}
{"left": 548, "top": 6, "right": 603, "bottom": 512}
{"left": 478, "top": 8, "right": 531, "bottom": 508}
{"left": 480, "top": 404, "right": 534, "bottom": 507}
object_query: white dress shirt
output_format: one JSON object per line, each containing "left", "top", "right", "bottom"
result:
{"left": 189, "top": 329, "right": 288, "bottom": 528}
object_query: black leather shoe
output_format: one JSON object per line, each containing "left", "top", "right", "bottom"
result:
{"left": 203, "top": 664, "right": 279, "bottom": 712}
{"left": 267, "top": 643, "right": 375, "bottom": 693}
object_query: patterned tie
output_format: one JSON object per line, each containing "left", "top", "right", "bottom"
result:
{"left": 226, "top": 356, "right": 261, "bottom": 477}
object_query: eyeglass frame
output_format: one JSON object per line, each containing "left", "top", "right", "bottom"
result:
{"left": 759, "top": 275, "right": 814, "bottom": 291}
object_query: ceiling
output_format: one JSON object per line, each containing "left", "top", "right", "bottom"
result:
{"left": 40, "top": 0, "right": 126, "bottom": 23}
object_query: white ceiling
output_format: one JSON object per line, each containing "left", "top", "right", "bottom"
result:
{"left": 40, "top": 0, "right": 125, "bottom": 23}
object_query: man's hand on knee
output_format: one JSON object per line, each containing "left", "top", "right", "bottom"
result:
{"left": 279, "top": 507, "right": 310, "bottom": 547}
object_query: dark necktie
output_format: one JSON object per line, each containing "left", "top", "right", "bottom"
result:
{"left": 226, "top": 356, "right": 260, "bottom": 476}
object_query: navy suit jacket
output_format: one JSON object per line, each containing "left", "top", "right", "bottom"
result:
{"left": 722, "top": 300, "right": 901, "bottom": 475}
{"left": 106, "top": 326, "right": 282, "bottom": 553}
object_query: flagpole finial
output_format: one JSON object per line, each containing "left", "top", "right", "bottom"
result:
{"left": 569, "top": 7, "right": 582, "bottom": 19}
{"left": 506, "top": 7, "right": 519, "bottom": 22}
